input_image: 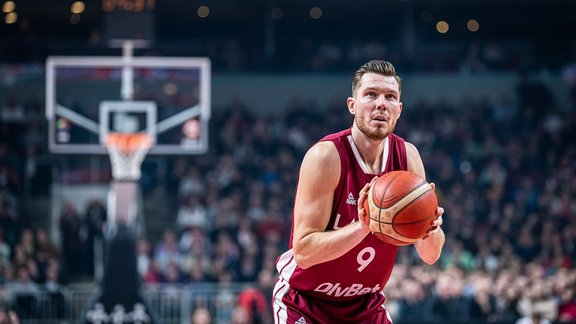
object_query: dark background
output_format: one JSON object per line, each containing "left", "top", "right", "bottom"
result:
{"left": 1, "top": 0, "right": 575, "bottom": 71}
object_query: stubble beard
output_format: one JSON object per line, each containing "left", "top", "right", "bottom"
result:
{"left": 355, "top": 115, "right": 396, "bottom": 141}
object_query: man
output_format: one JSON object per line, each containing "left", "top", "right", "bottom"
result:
{"left": 273, "top": 60, "right": 445, "bottom": 323}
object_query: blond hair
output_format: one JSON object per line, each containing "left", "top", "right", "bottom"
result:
{"left": 352, "top": 60, "right": 401, "bottom": 96}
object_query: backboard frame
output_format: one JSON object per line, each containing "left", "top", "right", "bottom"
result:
{"left": 45, "top": 56, "right": 211, "bottom": 155}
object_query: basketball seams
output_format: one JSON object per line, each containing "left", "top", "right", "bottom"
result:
{"left": 392, "top": 212, "right": 435, "bottom": 225}
{"left": 373, "top": 183, "right": 432, "bottom": 223}
{"left": 369, "top": 182, "right": 432, "bottom": 222}
{"left": 376, "top": 174, "right": 426, "bottom": 209}
{"left": 378, "top": 172, "right": 403, "bottom": 208}
{"left": 389, "top": 183, "right": 434, "bottom": 223}
{"left": 366, "top": 171, "right": 438, "bottom": 245}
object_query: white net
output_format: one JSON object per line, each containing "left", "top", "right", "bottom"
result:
{"left": 106, "top": 133, "right": 152, "bottom": 181}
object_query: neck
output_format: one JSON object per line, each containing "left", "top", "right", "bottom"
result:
{"left": 350, "top": 127, "right": 386, "bottom": 173}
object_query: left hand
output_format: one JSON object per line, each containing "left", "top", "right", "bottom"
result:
{"left": 421, "top": 182, "right": 444, "bottom": 240}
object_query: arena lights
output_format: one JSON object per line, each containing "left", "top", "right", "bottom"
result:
{"left": 197, "top": 5, "right": 209, "bottom": 18}
{"left": 467, "top": 19, "right": 480, "bottom": 32}
{"left": 3, "top": 0, "right": 17, "bottom": 24}
{"left": 309, "top": 6, "right": 322, "bottom": 19}
{"left": 4, "top": 11, "right": 16, "bottom": 24}
{"left": 71, "top": 1, "right": 85, "bottom": 14}
{"left": 436, "top": 20, "right": 449, "bottom": 33}
{"left": 70, "top": 1, "right": 85, "bottom": 24}
{"left": 102, "top": 0, "right": 155, "bottom": 12}
{"left": 2, "top": 0, "right": 14, "bottom": 13}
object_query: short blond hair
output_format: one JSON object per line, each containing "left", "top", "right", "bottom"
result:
{"left": 352, "top": 60, "right": 401, "bottom": 97}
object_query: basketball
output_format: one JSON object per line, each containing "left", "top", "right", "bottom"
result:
{"left": 363, "top": 171, "right": 438, "bottom": 246}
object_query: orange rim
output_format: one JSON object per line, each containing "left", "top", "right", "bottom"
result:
{"left": 106, "top": 132, "right": 152, "bottom": 153}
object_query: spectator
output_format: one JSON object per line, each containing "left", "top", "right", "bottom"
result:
{"left": 0, "top": 188, "right": 19, "bottom": 236}
{"left": 176, "top": 194, "right": 208, "bottom": 232}
{"left": 177, "top": 167, "right": 206, "bottom": 203}
{"left": 516, "top": 312, "right": 552, "bottom": 324}
{"left": 84, "top": 199, "right": 107, "bottom": 276}
{"left": 41, "top": 259, "right": 65, "bottom": 318}
{"left": 8, "top": 266, "right": 40, "bottom": 319}
{"left": 190, "top": 306, "right": 212, "bottom": 324}
{"left": 395, "top": 278, "right": 433, "bottom": 322}
{"left": 430, "top": 270, "right": 470, "bottom": 321}
{"left": 231, "top": 305, "right": 250, "bottom": 324}
{"left": 0, "top": 229, "right": 11, "bottom": 266}
{"left": 153, "top": 229, "right": 180, "bottom": 275}
{"left": 33, "top": 228, "right": 60, "bottom": 278}
{"left": 0, "top": 304, "right": 19, "bottom": 324}
{"left": 136, "top": 237, "right": 152, "bottom": 280}
{"left": 558, "top": 287, "right": 576, "bottom": 322}
{"left": 58, "top": 202, "right": 85, "bottom": 279}
{"left": 141, "top": 260, "right": 162, "bottom": 284}
{"left": 516, "top": 279, "right": 559, "bottom": 322}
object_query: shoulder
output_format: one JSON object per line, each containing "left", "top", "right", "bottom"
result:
{"left": 404, "top": 141, "right": 420, "bottom": 158}
{"left": 303, "top": 141, "right": 340, "bottom": 167}
{"left": 404, "top": 141, "right": 426, "bottom": 177}
{"left": 298, "top": 141, "right": 342, "bottom": 189}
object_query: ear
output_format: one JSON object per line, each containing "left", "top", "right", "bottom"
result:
{"left": 347, "top": 97, "right": 355, "bottom": 115}
{"left": 397, "top": 102, "right": 403, "bottom": 118}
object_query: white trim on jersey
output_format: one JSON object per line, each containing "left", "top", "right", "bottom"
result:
{"left": 274, "top": 250, "right": 299, "bottom": 324}
{"left": 347, "top": 135, "right": 389, "bottom": 174}
{"left": 276, "top": 249, "right": 298, "bottom": 281}
{"left": 273, "top": 277, "right": 290, "bottom": 324}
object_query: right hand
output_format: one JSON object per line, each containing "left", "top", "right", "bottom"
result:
{"left": 357, "top": 176, "right": 378, "bottom": 229}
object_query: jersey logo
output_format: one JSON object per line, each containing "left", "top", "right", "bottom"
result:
{"left": 346, "top": 192, "right": 357, "bottom": 205}
{"left": 314, "top": 282, "right": 381, "bottom": 297}
{"left": 295, "top": 316, "right": 307, "bottom": 324}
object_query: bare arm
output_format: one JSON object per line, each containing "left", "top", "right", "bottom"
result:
{"left": 405, "top": 141, "right": 445, "bottom": 265}
{"left": 291, "top": 141, "right": 371, "bottom": 269}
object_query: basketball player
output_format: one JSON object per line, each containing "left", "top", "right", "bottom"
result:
{"left": 273, "top": 60, "right": 445, "bottom": 323}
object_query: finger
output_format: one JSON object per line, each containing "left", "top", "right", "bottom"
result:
{"left": 433, "top": 215, "right": 443, "bottom": 226}
{"left": 359, "top": 178, "right": 375, "bottom": 202}
{"left": 422, "top": 226, "right": 439, "bottom": 240}
{"left": 358, "top": 185, "right": 369, "bottom": 204}
{"left": 358, "top": 207, "right": 369, "bottom": 225}
{"left": 361, "top": 183, "right": 370, "bottom": 194}
{"left": 437, "top": 206, "right": 444, "bottom": 215}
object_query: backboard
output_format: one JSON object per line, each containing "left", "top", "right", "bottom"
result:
{"left": 45, "top": 56, "right": 210, "bottom": 155}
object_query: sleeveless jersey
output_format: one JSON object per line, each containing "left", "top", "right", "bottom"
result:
{"left": 275, "top": 129, "right": 408, "bottom": 302}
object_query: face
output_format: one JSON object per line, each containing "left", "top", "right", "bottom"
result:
{"left": 347, "top": 73, "right": 402, "bottom": 140}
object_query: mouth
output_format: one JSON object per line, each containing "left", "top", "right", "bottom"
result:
{"left": 372, "top": 115, "right": 388, "bottom": 123}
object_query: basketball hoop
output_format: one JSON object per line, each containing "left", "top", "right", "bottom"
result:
{"left": 105, "top": 132, "right": 152, "bottom": 181}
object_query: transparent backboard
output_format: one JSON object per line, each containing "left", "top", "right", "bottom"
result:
{"left": 45, "top": 56, "right": 211, "bottom": 155}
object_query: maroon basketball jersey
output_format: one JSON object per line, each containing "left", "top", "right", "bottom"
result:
{"left": 275, "top": 129, "right": 407, "bottom": 305}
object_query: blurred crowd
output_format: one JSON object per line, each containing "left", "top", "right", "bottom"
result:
{"left": 2, "top": 35, "right": 564, "bottom": 75}
{"left": 167, "top": 37, "right": 572, "bottom": 75}
{"left": 0, "top": 65, "right": 576, "bottom": 323}
{"left": 179, "top": 37, "right": 534, "bottom": 74}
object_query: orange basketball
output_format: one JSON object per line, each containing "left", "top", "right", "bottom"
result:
{"left": 363, "top": 170, "right": 438, "bottom": 246}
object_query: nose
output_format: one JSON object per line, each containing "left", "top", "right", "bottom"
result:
{"left": 375, "top": 95, "right": 387, "bottom": 109}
